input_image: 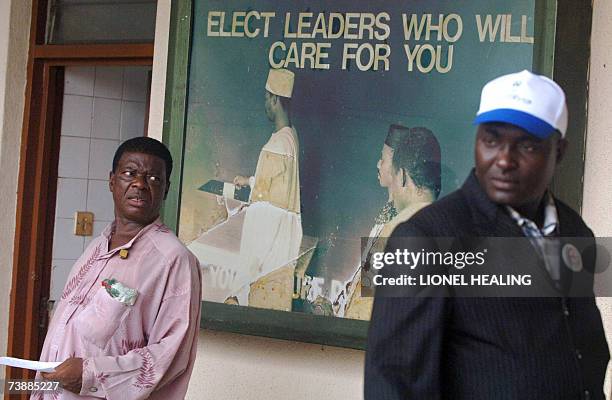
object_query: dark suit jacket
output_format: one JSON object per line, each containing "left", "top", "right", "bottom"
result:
{"left": 365, "top": 172, "right": 609, "bottom": 400}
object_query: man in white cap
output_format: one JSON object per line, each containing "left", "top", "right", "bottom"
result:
{"left": 232, "top": 68, "right": 302, "bottom": 305}
{"left": 365, "top": 70, "right": 609, "bottom": 399}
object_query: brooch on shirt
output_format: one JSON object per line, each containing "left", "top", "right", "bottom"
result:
{"left": 101, "top": 278, "right": 139, "bottom": 306}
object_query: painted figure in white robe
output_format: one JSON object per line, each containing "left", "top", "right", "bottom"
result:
{"left": 232, "top": 68, "right": 303, "bottom": 305}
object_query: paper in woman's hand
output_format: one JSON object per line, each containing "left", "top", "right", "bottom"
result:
{"left": 0, "top": 356, "right": 61, "bottom": 372}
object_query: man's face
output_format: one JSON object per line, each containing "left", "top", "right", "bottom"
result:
{"left": 377, "top": 144, "right": 395, "bottom": 188}
{"left": 264, "top": 91, "right": 274, "bottom": 121}
{"left": 109, "top": 151, "right": 169, "bottom": 226}
{"left": 474, "top": 123, "right": 567, "bottom": 208}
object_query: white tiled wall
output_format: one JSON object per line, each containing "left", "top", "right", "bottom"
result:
{"left": 50, "top": 65, "right": 150, "bottom": 301}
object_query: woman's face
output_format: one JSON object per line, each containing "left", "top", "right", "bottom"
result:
{"left": 377, "top": 144, "right": 395, "bottom": 188}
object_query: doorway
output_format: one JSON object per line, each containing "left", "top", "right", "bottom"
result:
{"left": 7, "top": 53, "right": 152, "bottom": 400}
{"left": 49, "top": 65, "right": 151, "bottom": 316}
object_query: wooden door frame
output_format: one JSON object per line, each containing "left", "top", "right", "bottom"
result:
{"left": 5, "top": 0, "right": 154, "bottom": 394}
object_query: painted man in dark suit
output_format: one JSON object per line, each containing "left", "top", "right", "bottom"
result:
{"left": 365, "top": 70, "right": 609, "bottom": 399}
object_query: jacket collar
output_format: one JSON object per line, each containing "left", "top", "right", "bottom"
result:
{"left": 460, "top": 170, "right": 561, "bottom": 291}
{"left": 460, "top": 170, "right": 524, "bottom": 237}
{"left": 461, "top": 170, "right": 500, "bottom": 222}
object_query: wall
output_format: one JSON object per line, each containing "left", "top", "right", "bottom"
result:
{"left": 0, "top": 0, "right": 606, "bottom": 396}
{"left": 584, "top": 3, "right": 612, "bottom": 233}
{"left": 147, "top": 0, "right": 170, "bottom": 141}
{"left": 0, "top": 0, "right": 9, "bottom": 148}
{"left": 185, "top": 330, "right": 364, "bottom": 400}
{"left": 584, "top": 0, "right": 612, "bottom": 397}
{"left": 147, "top": 1, "right": 612, "bottom": 399}
{"left": 148, "top": 2, "right": 365, "bottom": 399}
{"left": 50, "top": 66, "right": 150, "bottom": 303}
{"left": 0, "top": 0, "right": 31, "bottom": 381}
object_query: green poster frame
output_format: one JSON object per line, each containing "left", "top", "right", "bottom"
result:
{"left": 161, "top": 0, "right": 592, "bottom": 350}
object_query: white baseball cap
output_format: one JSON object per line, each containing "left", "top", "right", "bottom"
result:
{"left": 474, "top": 70, "right": 568, "bottom": 138}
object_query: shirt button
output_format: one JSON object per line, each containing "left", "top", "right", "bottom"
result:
{"left": 563, "top": 307, "right": 570, "bottom": 316}
{"left": 584, "top": 389, "right": 590, "bottom": 400}
{"left": 90, "top": 387, "right": 98, "bottom": 392}
{"left": 575, "top": 350, "right": 583, "bottom": 360}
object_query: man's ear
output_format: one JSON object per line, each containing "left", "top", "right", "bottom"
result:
{"left": 395, "top": 167, "right": 413, "bottom": 189}
{"left": 556, "top": 138, "right": 569, "bottom": 164}
{"left": 164, "top": 180, "right": 171, "bottom": 200}
{"left": 402, "top": 169, "right": 418, "bottom": 190}
{"left": 109, "top": 171, "right": 115, "bottom": 192}
{"left": 270, "top": 93, "right": 279, "bottom": 107}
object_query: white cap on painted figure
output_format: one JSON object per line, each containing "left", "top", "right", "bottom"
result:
{"left": 474, "top": 70, "right": 568, "bottom": 138}
{"left": 265, "top": 68, "right": 294, "bottom": 98}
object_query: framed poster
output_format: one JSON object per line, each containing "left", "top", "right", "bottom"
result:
{"left": 162, "top": 0, "right": 592, "bottom": 348}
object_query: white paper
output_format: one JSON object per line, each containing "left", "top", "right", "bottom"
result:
{"left": 222, "top": 182, "right": 236, "bottom": 199}
{"left": 0, "top": 356, "right": 61, "bottom": 372}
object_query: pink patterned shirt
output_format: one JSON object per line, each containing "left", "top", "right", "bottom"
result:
{"left": 33, "top": 218, "right": 201, "bottom": 399}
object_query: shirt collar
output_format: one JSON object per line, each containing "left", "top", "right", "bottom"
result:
{"left": 394, "top": 201, "right": 431, "bottom": 222}
{"left": 101, "top": 216, "right": 163, "bottom": 257}
{"left": 506, "top": 192, "right": 559, "bottom": 236}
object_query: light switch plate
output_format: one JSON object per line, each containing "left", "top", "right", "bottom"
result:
{"left": 74, "top": 211, "right": 94, "bottom": 236}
